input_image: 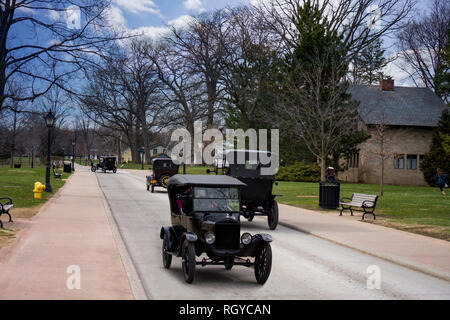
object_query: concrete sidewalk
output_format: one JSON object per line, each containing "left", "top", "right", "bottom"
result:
{"left": 279, "top": 204, "right": 450, "bottom": 281}
{"left": 0, "top": 165, "right": 133, "bottom": 299}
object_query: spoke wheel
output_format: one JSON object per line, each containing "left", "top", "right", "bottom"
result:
{"left": 162, "top": 233, "right": 172, "bottom": 269}
{"left": 268, "top": 201, "right": 279, "bottom": 230}
{"left": 182, "top": 240, "right": 196, "bottom": 283}
{"left": 254, "top": 243, "right": 272, "bottom": 284}
{"left": 161, "top": 175, "right": 170, "bottom": 188}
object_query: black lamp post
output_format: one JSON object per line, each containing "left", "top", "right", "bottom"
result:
{"left": 44, "top": 111, "right": 55, "bottom": 193}
{"left": 71, "top": 139, "right": 76, "bottom": 171}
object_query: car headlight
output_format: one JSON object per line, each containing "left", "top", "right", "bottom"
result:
{"left": 241, "top": 232, "right": 252, "bottom": 245}
{"left": 205, "top": 232, "right": 215, "bottom": 244}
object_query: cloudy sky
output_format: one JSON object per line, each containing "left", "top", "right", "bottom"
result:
{"left": 106, "top": 0, "right": 434, "bottom": 86}
{"left": 107, "top": 0, "right": 245, "bottom": 37}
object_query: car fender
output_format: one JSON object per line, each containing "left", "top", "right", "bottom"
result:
{"left": 178, "top": 232, "right": 198, "bottom": 256}
{"left": 257, "top": 233, "right": 273, "bottom": 243}
{"left": 183, "top": 232, "right": 198, "bottom": 243}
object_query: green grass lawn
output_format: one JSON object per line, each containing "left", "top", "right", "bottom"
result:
{"left": 0, "top": 166, "right": 71, "bottom": 208}
{"left": 274, "top": 181, "right": 450, "bottom": 240}
{"left": 0, "top": 165, "right": 72, "bottom": 247}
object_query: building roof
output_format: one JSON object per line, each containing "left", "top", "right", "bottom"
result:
{"left": 348, "top": 85, "right": 447, "bottom": 127}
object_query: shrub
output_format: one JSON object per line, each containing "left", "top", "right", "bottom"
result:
{"left": 276, "top": 162, "right": 320, "bottom": 182}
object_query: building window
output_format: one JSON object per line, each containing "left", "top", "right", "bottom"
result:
{"left": 348, "top": 153, "right": 359, "bottom": 168}
{"left": 419, "top": 155, "right": 425, "bottom": 169}
{"left": 153, "top": 148, "right": 158, "bottom": 155}
{"left": 407, "top": 154, "right": 417, "bottom": 170}
{"left": 394, "top": 155, "right": 405, "bottom": 169}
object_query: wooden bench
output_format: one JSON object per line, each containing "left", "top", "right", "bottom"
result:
{"left": 0, "top": 197, "right": 14, "bottom": 228}
{"left": 339, "top": 193, "right": 378, "bottom": 220}
{"left": 53, "top": 167, "right": 62, "bottom": 179}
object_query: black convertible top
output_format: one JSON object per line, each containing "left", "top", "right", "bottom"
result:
{"left": 152, "top": 156, "right": 173, "bottom": 163}
{"left": 167, "top": 174, "right": 246, "bottom": 187}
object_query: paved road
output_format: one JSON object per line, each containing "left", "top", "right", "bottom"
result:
{"left": 96, "top": 170, "right": 450, "bottom": 300}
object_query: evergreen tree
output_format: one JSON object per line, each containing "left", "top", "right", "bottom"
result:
{"left": 279, "top": 0, "right": 368, "bottom": 180}
{"left": 353, "top": 38, "right": 391, "bottom": 84}
{"left": 435, "top": 28, "right": 450, "bottom": 103}
{"left": 422, "top": 108, "right": 450, "bottom": 185}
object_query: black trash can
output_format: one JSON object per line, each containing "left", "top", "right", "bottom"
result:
{"left": 319, "top": 182, "right": 340, "bottom": 209}
{"left": 63, "top": 161, "right": 72, "bottom": 173}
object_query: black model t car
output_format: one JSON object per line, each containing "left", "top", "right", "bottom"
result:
{"left": 146, "top": 157, "right": 179, "bottom": 192}
{"left": 160, "top": 174, "right": 273, "bottom": 284}
{"left": 91, "top": 156, "right": 117, "bottom": 173}
{"left": 210, "top": 150, "right": 280, "bottom": 230}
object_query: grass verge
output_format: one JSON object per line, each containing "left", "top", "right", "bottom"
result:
{"left": 0, "top": 166, "right": 72, "bottom": 247}
{"left": 274, "top": 181, "right": 450, "bottom": 241}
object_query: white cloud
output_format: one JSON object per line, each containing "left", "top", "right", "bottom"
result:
{"left": 168, "top": 15, "right": 196, "bottom": 29}
{"left": 114, "top": 0, "right": 162, "bottom": 17}
{"left": 105, "top": 5, "right": 127, "bottom": 29}
{"left": 47, "top": 9, "right": 60, "bottom": 22}
{"left": 133, "top": 26, "right": 171, "bottom": 40}
{"left": 183, "top": 0, "right": 206, "bottom": 13}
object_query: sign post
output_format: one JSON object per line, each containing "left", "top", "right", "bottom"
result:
{"left": 138, "top": 147, "right": 145, "bottom": 170}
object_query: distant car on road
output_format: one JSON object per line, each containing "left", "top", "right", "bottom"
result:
{"left": 91, "top": 156, "right": 117, "bottom": 173}
{"left": 146, "top": 157, "right": 179, "bottom": 192}
{"left": 160, "top": 174, "right": 273, "bottom": 284}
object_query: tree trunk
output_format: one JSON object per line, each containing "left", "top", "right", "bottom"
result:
{"left": 320, "top": 157, "right": 326, "bottom": 181}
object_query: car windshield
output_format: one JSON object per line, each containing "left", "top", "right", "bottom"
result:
{"left": 193, "top": 187, "right": 239, "bottom": 213}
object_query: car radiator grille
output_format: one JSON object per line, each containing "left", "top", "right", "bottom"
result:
{"left": 215, "top": 220, "right": 240, "bottom": 250}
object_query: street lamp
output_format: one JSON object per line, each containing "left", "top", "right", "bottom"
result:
{"left": 71, "top": 139, "right": 76, "bottom": 171}
{"left": 44, "top": 111, "right": 55, "bottom": 193}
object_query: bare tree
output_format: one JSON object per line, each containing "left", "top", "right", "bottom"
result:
{"left": 80, "top": 41, "right": 164, "bottom": 163}
{"left": 0, "top": 0, "right": 126, "bottom": 111}
{"left": 166, "top": 10, "right": 231, "bottom": 128}
{"left": 220, "top": 5, "right": 281, "bottom": 129}
{"left": 397, "top": 0, "right": 449, "bottom": 103}
{"left": 146, "top": 41, "right": 207, "bottom": 141}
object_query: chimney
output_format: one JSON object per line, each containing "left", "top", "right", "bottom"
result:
{"left": 380, "top": 78, "right": 394, "bottom": 91}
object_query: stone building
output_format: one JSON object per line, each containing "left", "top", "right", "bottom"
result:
{"left": 339, "top": 79, "right": 447, "bottom": 186}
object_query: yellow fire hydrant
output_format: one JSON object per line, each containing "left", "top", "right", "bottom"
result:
{"left": 33, "top": 182, "right": 46, "bottom": 199}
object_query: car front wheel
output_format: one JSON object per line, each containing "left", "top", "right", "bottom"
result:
{"left": 254, "top": 243, "right": 272, "bottom": 284}
{"left": 182, "top": 240, "right": 196, "bottom": 283}
{"left": 162, "top": 233, "right": 172, "bottom": 269}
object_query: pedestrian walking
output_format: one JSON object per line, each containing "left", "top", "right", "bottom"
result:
{"left": 434, "top": 168, "right": 448, "bottom": 196}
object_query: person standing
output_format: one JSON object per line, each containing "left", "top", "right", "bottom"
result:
{"left": 434, "top": 168, "right": 448, "bottom": 196}
{"left": 326, "top": 166, "right": 337, "bottom": 184}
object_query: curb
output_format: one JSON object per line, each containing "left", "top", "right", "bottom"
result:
{"left": 95, "top": 174, "right": 149, "bottom": 300}
{"left": 279, "top": 221, "right": 450, "bottom": 283}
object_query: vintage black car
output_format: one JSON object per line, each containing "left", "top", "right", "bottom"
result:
{"left": 146, "top": 157, "right": 179, "bottom": 192}
{"left": 210, "top": 150, "right": 280, "bottom": 230}
{"left": 160, "top": 174, "right": 273, "bottom": 284}
{"left": 91, "top": 156, "right": 117, "bottom": 173}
